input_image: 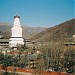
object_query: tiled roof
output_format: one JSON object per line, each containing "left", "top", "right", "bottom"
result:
{"left": 26, "top": 54, "right": 38, "bottom": 60}
{"left": 0, "top": 39, "right": 9, "bottom": 43}
{"left": 63, "top": 42, "right": 75, "bottom": 45}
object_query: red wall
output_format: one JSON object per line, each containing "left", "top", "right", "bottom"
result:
{"left": 0, "top": 66, "right": 74, "bottom": 75}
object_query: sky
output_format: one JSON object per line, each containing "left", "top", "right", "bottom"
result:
{"left": 0, "top": 0, "right": 74, "bottom": 27}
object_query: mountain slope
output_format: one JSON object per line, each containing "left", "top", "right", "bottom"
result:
{"left": 0, "top": 23, "right": 11, "bottom": 38}
{"left": 0, "top": 23, "right": 46, "bottom": 39}
{"left": 30, "top": 19, "right": 75, "bottom": 42}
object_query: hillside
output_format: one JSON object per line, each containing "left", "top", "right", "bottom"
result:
{"left": 30, "top": 19, "right": 75, "bottom": 42}
{"left": 0, "top": 23, "right": 46, "bottom": 39}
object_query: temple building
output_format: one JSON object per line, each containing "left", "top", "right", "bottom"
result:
{"left": 9, "top": 15, "right": 24, "bottom": 47}
{"left": 64, "top": 35, "right": 75, "bottom": 49}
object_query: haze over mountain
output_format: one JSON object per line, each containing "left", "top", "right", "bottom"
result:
{"left": 0, "top": 19, "right": 75, "bottom": 42}
{"left": 0, "top": 23, "right": 46, "bottom": 39}
{"left": 30, "top": 19, "right": 75, "bottom": 42}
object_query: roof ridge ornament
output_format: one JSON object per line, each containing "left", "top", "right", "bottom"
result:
{"left": 14, "top": 15, "right": 20, "bottom": 18}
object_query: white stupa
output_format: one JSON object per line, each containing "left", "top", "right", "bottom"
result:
{"left": 9, "top": 15, "right": 24, "bottom": 47}
{"left": 73, "top": 35, "right": 75, "bottom": 42}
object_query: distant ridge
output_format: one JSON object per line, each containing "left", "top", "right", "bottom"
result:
{"left": 0, "top": 23, "right": 46, "bottom": 39}
{"left": 30, "top": 19, "right": 75, "bottom": 42}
